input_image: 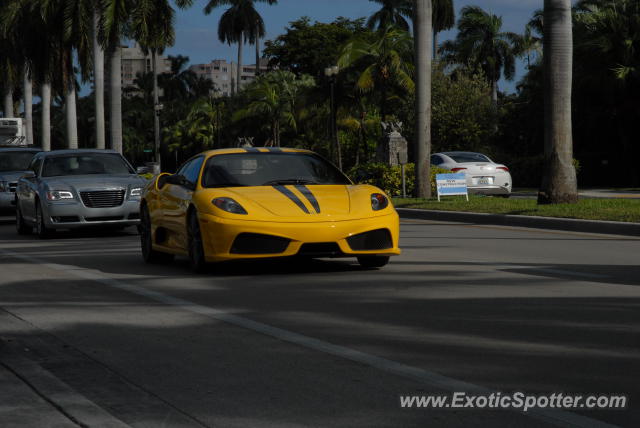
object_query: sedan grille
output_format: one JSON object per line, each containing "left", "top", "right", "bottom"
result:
{"left": 8, "top": 182, "right": 17, "bottom": 193}
{"left": 80, "top": 190, "right": 125, "bottom": 208}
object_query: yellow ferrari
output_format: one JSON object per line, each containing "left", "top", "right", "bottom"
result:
{"left": 140, "top": 148, "right": 400, "bottom": 272}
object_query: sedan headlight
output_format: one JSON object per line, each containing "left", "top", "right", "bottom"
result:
{"left": 47, "top": 190, "right": 74, "bottom": 201}
{"left": 212, "top": 197, "right": 248, "bottom": 215}
{"left": 0, "top": 181, "right": 6, "bottom": 192}
{"left": 130, "top": 187, "right": 143, "bottom": 198}
{"left": 371, "top": 193, "right": 389, "bottom": 211}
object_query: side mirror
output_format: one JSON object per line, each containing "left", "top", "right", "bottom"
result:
{"left": 166, "top": 174, "right": 188, "bottom": 186}
{"left": 22, "top": 171, "right": 36, "bottom": 179}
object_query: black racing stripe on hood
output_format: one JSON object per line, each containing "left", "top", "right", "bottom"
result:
{"left": 273, "top": 185, "right": 310, "bottom": 214}
{"left": 294, "top": 185, "right": 321, "bottom": 214}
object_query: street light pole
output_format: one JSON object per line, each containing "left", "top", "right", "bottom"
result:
{"left": 324, "top": 65, "right": 342, "bottom": 170}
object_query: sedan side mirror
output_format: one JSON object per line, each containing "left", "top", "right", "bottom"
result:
{"left": 22, "top": 171, "right": 36, "bottom": 179}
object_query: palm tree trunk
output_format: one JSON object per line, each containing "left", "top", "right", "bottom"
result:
{"left": 41, "top": 82, "right": 52, "bottom": 151}
{"left": 3, "top": 88, "right": 13, "bottom": 118}
{"left": 93, "top": 9, "right": 106, "bottom": 149}
{"left": 65, "top": 86, "right": 79, "bottom": 149}
{"left": 23, "top": 70, "right": 33, "bottom": 145}
{"left": 538, "top": 0, "right": 578, "bottom": 204}
{"left": 109, "top": 44, "right": 123, "bottom": 153}
{"left": 237, "top": 35, "right": 244, "bottom": 94}
{"left": 255, "top": 29, "right": 261, "bottom": 78}
{"left": 414, "top": 0, "right": 433, "bottom": 198}
{"left": 152, "top": 49, "right": 161, "bottom": 167}
{"left": 491, "top": 79, "right": 498, "bottom": 106}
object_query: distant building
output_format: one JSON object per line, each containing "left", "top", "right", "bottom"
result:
{"left": 189, "top": 58, "right": 270, "bottom": 97}
{"left": 120, "top": 44, "right": 172, "bottom": 95}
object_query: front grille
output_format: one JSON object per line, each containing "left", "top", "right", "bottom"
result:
{"left": 298, "top": 242, "right": 342, "bottom": 257}
{"left": 80, "top": 190, "right": 125, "bottom": 208}
{"left": 85, "top": 216, "right": 123, "bottom": 222}
{"left": 347, "top": 229, "right": 393, "bottom": 251}
{"left": 8, "top": 182, "right": 17, "bottom": 193}
{"left": 230, "top": 233, "right": 290, "bottom": 254}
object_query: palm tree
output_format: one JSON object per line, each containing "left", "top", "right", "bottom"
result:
{"left": 440, "top": 6, "right": 520, "bottom": 106}
{"left": 338, "top": 25, "right": 414, "bottom": 125}
{"left": 414, "top": 0, "right": 432, "bottom": 198}
{"left": 93, "top": 2, "right": 105, "bottom": 149}
{"left": 515, "top": 24, "right": 542, "bottom": 69}
{"left": 432, "top": 0, "right": 454, "bottom": 59}
{"left": 233, "top": 71, "right": 314, "bottom": 147}
{"left": 538, "top": 0, "right": 578, "bottom": 204}
{"left": 204, "top": 0, "right": 277, "bottom": 94}
{"left": 367, "top": 0, "right": 413, "bottom": 31}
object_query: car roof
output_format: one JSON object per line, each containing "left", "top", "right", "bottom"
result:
{"left": 36, "top": 149, "right": 121, "bottom": 157}
{"left": 0, "top": 147, "right": 42, "bottom": 152}
{"left": 201, "top": 147, "right": 314, "bottom": 156}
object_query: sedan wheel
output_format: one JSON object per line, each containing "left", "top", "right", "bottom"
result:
{"left": 357, "top": 256, "right": 390, "bottom": 269}
{"left": 140, "top": 205, "right": 174, "bottom": 264}
{"left": 35, "top": 202, "right": 52, "bottom": 239}
{"left": 188, "top": 211, "right": 207, "bottom": 273}
{"left": 15, "top": 204, "right": 32, "bottom": 235}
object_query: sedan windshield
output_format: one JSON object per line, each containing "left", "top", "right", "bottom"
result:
{"left": 0, "top": 151, "right": 39, "bottom": 172}
{"left": 445, "top": 152, "right": 492, "bottom": 163}
{"left": 42, "top": 154, "right": 134, "bottom": 177}
{"left": 202, "top": 153, "right": 351, "bottom": 188}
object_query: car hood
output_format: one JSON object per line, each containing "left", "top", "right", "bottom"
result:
{"left": 42, "top": 174, "right": 145, "bottom": 190}
{"left": 226, "top": 185, "right": 351, "bottom": 217}
{"left": 0, "top": 171, "right": 30, "bottom": 182}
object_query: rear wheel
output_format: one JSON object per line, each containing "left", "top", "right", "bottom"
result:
{"left": 35, "top": 202, "right": 52, "bottom": 239}
{"left": 188, "top": 210, "right": 207, "bottom": 273}
{"left": 15, "top": 204, "right": 32, "bottom": 235}
{"left": 357, "top": 256, "right": 390, "bottom": 269}
{"left": 140, "top": 205, "right": 174, "bottom": 264}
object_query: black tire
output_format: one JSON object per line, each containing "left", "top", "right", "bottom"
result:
{"left": 35, "top": 202, "right": 53, "bottom": 239}
{"left": 357, "top": 256, "right": 390, "bottom": 269}
{"left": 140, "top": 205, "right": 174, "bottom": 264}
{"left": 188, "top": 210, "right": 207, "bottom": 273}
{"left": 15, "top": 204, "right": 32, "bottom": 235}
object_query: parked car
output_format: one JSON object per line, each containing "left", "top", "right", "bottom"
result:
{"left": 140, "top": 148, "right": 400, "bottom": 272}
{"left": 15, "top": 150, "right": 146, "bottom": 238}
{"left": 0, "top": 147, "right": 42, "bottom": 210}
{"left": 431, "top": 151, "right": 512, "bottom": 196}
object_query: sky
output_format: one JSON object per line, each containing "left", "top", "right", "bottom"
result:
{"left": 162, "top": 0, "right": 543, "bottom": 93}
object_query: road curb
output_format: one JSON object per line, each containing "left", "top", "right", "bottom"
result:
{"left": 397, "top": 208, "right": 640, "bottom": 237}
{"left": 0, "top": 344, "right": 130, "bottom": 428}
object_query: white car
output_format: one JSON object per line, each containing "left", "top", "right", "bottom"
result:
{"left": 431, "top": 152, "right": 512, "bottom": 196}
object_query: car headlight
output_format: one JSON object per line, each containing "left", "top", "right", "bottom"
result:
{"left": 371, "top": 193, "right": 389, "bottom": 211}
{"left": 212, "top": 197, "right": 248, "bottom": 215}
{"left": 130, "top": 187, "right": 143, "bottom": 198}
{"left": 0, "top": 181, "right": 6, "bottom": 192}
{"left": 46, "top": 190, "right": 74, "bottom": 201}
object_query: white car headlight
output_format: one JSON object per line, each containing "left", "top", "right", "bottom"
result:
{"left": 371, "top": 193, "right": 389, "bottom": 211}
{"left": 0, "top": 181, "right": 7, "bottom": 192}
{"left": 46, "top": 190, "right": 74, "bottom": 201}
{"left": 212, "top": 197, "right": 248, "bottom": 214}
{"left": 130, "top": 187, "right": 143, "bottom": 198}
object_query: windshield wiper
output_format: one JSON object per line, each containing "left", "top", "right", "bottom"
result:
{"left": 263, "top": 179, "right": 318, "bottom": 186}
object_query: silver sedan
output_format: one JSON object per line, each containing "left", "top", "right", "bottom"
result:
{"left": 15, "top": 150, "right": 146, "bottom": 238}
{"left": 431, "top": 151, "right": 513, "bottom": 196}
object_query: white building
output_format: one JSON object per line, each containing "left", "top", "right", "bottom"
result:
{"left": 120, "top": 44, "right": 172, "bottom": 91}
{"left": 189, "top": 58, "right": 270, "bottom": 97}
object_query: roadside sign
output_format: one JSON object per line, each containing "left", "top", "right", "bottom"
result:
{"left": 436, "top": 173, "right": 469, "bottom": 202}
{"left": 143, "top": 149, "right": 153, "bottom": 153}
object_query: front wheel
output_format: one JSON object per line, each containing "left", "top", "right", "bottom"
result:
{"left": 15, "top": 204, "right": 32, "bottom": 235}
{"left": 35, "top": 202, "right": 52, "bottom": 239}
{"left": 188, "top": 210, "right": 207, "bottom": 273}
{"left": 357, "top": 256, "right": 390, "bottom": 269}
{"left": 140, "top": 205, "right": 174, "bottom": 264}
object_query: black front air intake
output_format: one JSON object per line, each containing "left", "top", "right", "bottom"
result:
{"left": 298, "top": 242, "right": 343, "bottom": 257}
{"left": 230, "top": 233, "right": 290, "bottom": 254}
{"left": 347, "top": 229, "right": 393, "bottom": 251}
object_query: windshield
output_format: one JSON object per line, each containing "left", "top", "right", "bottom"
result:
{"left": 202, "top": 153, "right": 351, "bottom": 188}
{"left": 445, "top": 152, "right": 492, "bottom": 163}
{"left": 0, "top": 151, "right": 39, "bottom": 172}
{"left": 42, "top": 154, "right": 134, "bottom": 177}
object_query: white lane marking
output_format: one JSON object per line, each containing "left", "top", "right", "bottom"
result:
{"left": 0, "top": 249, "right": 620, "bottom": 428}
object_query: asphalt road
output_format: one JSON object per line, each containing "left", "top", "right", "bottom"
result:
{"left": 0, "top": 215, "right": 638, "bottom": 428}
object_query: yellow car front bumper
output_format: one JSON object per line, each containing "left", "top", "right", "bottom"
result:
{"left": 198, "top": 211, "right": 401, "bottom": 262}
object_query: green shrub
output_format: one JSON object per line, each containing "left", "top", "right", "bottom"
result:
{"left": 348, "top": 162, "right": 450, "bottom": 197}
